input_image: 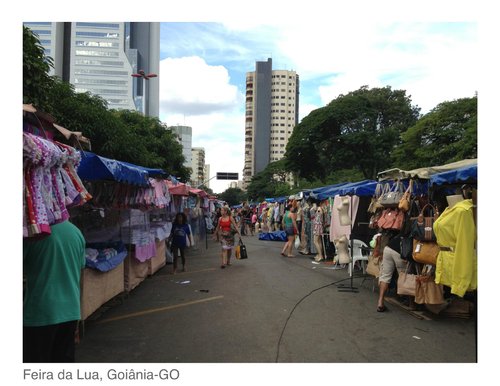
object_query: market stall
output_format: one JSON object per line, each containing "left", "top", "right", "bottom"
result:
{"left": 367, "top": 159, "right": 477, "bottom": 316}
{"left": 76, "top": 151, "right": 174, "bottom": 294}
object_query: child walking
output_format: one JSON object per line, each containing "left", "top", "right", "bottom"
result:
{"left": 168, "top": 212, "right": 193, "bottom": 274}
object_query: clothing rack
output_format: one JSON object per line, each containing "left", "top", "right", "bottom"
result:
{"left": 336, "top": 195, "right": 370, "bottom": 293}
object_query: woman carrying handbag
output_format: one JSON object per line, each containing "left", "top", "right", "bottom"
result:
{"left": 213, "top": 206, "right": 241, "bottom": 269}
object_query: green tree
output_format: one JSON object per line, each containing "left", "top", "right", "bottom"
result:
{"left": 246, "top": 160, "right": 293, "bottom": 201}
{"left": 218, "top": 188, "right": 247, "bottom": 207}
{"left": 392, "top": 97, "right": 477, "bottom": 169}
{"left": 285, "top": 86, "right": 420, "bottom": 182}
{"left": 113, "top": 110, "right": 191, "bottom": 180}
{"left": 23, "top": 26, "right": 55, "bottom": 107}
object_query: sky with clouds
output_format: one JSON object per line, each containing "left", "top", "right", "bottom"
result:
{"left": 157, "top": 21, "right": 477, "bottom": 193}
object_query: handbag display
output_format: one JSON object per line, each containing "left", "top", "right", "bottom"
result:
{"left": 366, "top": 253, "right": 381, "bottom": 277}
{"left": 378, "top": 180, "right": 405, "bottom": 208}
{"left": 397, "top": 263, "right": 416, "bottom": 296}
{"left": 368, "top": 184, "right": 384, "bottom": 214}
{"left": 415, "top": 266, "right": 445, "bottom": 305}
{"left": 368, "top": 197, "right": 384, "bottom": 214}
{"left": 377, "top": 208, "right": 405, "bottom": 231}
{"left": 411, "top": 203, "right": 438, "bottom": 241}
{"left": 412, "top": 239, "right": 439, "bottom": 265}
{"left": 238, "top": 239, "right": 248, "bottom": 259}
{"left": 398, "top": 180, "right": 413, "bottom": 212}
{"left": 367, "top": 233, "right": 383, "bottom": 277}
{"left": 400, "top": 236, "right": 414, "bottom": 261}
{"left": 368, "top": 211, "right": 381, "bottom": 229}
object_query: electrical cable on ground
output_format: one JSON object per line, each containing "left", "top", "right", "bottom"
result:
{"left": 275, "top": 276, "right": 355, "bottom": 363}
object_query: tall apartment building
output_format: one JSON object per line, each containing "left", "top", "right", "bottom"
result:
{"left": 191, "top": 147, "right": 206, "bottom": 187}
{"left": 204, "top": 164, "right": 211, "bottom": 189}
{"left": 169, "top": 125, "right": 193, "bottom": 170}
{"left": 242, "top": 58, "right": 299, "bottom": 188}
{"left": 23, "top": 22, "right": 160, "bottom": 117}
{"left": 229, "top": 181, "right": 244, "bottom": 190}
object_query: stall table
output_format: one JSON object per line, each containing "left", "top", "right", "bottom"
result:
{"left": 80, "top": 262, "right": 125, "bottom": 320}
{"left": 148, "top": 239, "right": 166, "bottom": 275}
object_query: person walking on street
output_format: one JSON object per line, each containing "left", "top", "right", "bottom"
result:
{"left": 261, "top": 208, "right": 269, "bottom": 233}
{"left": 281, "top": 204, "right": 298, "bottom": 257}
{"left": 213, "top": 206, "right": 241, "bottom": 268}
{"left": 168, "top": 212, "right": 193, "bottom": 274}
{"left": 212, "top": 207, "right": 222, "bottom": 242}
{"left": 23, "top": 220, "right": 86, "bottom": 363}
{"left": 239, "top": 207, "right": 247, "bottom": 236}
{"left": 251, "top": 210, "right": 257, "bottom": 236}
{"left": 244, "top": 206, "right": 252, "bottom": 235}
{"left": 376, "top": 232, "right": 414, "bottom": 312}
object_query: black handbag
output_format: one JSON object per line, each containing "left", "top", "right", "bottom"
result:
{"left": 400, "top": 236, "right": 415, "bottom": 262}
{"left": 411, "top": 203, "right": 438, "bottom": 241}
{"left": 239, "top": 239, "right": 248, "bottom": 259}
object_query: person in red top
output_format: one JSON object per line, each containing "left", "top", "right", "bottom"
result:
{"left": 213, "top": 206, "right": 241, "bottom": 268}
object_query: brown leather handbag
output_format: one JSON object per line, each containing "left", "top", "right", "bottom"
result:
{"left": 415, "top": 266, "right": 445, "bottom": 305}
{"left": 378, "top": 208, "right": 405, "bottom": 231}
{"left": 398, "top": 179, "right": 413, "bottom": 212}
{"left": 412, "top": 239, "right": 439, "bottom": 265}
{"left": 411, "top": 203, "right": 438, "bottom": 241}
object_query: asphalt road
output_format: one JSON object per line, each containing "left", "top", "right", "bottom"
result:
{"left": 75, "top": 233, "right": 476, "bottom": 363}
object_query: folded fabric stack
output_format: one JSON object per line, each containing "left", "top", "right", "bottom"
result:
{"left": 101, "top": 248, "right": 118, "bottom": 260}
{"left": 85, "top": 248, "right": 99, "bottom": 262}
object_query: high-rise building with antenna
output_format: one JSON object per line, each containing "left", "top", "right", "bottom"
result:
{"left": 242, "top": 58, "right": 299, "bottom": 189}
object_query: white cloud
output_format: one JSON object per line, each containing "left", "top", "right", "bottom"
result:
{"left": 159, "top": 56, "right": 243, "bottom": 116}
{"left": 158, "top": 58, "right": 245, "bottom": 193}
{"left": 298, "top": 103, "right": 321, "bottom": 123}
{"left": 276, "top": 22, "right": 477, "bottom": 114}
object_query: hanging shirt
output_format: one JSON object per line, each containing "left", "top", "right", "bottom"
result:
{"left": 434, "top": 199, "right": 477, "bottom": 297}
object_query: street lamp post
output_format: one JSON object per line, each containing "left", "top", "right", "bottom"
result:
{"left": 131, "top": 69, "right": 157, "bottom": 115}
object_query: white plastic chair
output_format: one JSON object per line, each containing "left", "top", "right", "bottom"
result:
{"left": 348, "top": 239, "right": 370, "bottom": 277}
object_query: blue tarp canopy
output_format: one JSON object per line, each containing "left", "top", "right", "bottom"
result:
{"left": 337, "top": 180, "right": 378, "bottom": 197}
{"left": 430, "top": 164, "right": 477, "bottom": 186}
{"left": 265, "top": 196, "right": 287, "bottom": 203}
{"left": 77, "top": 151, "right": 164, "bottom": 186}
{"left": 313, "top": 180, "right": 378, "bottom": 199}
{"left": 310, "top": 182, "right": 349, "bottom": 200}
{"left": 258, "top": 231, "right": 288, "bottom": 241}
{"left": 119, "top": 160, "right": 168, "bottom": 178}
